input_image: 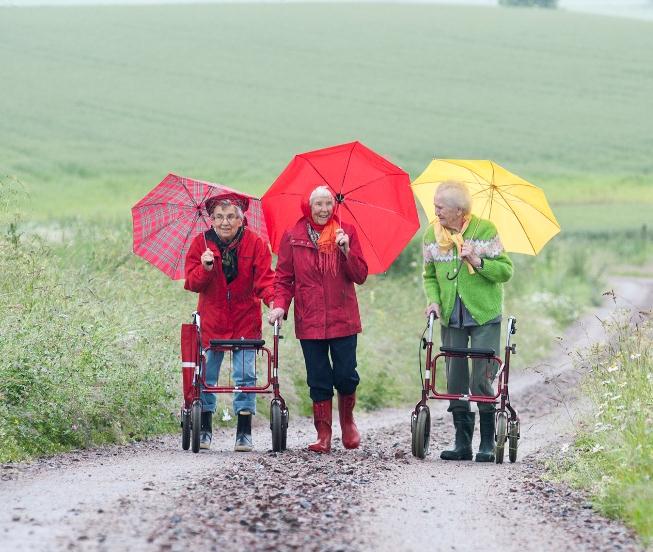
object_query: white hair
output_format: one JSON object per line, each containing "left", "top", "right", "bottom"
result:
{"left": 309, "top": 185, "right": 334, "bottom": 205}
{"left": 435, "top": 181, "right": 472, "bottom": 215}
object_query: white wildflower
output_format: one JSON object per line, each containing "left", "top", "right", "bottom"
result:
{"left": 607, "top": 364, "right": 620, "bottom": 373}
{"left": 591, "top": 444, "right": 604, "bottom": 453}
{"left": 630, "top": 353, "right": 641, "bottom": 360}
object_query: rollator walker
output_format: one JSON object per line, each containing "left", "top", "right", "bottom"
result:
{"left": 411, "top": 313, "right": 520, "bottom": 464}
{"left": 180, "top": 313, "right": 289, "bottom": 453}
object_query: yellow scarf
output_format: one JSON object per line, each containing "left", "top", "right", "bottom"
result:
{"left": 434, "top": 215, "right": 475, "bottom": 274}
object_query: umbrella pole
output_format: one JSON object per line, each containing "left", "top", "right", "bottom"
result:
{"left": 446, "top": 214, "right": 484, "bottom": 281}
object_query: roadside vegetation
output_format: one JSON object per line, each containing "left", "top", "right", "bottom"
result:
{"left": 3, "top": 206, "right": 647, "bottom": 461}
{"left": 548, "top": 311, "right": 653, "bottom": 543}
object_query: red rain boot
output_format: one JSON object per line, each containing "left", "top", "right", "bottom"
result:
{"left": 338, "top": 393, "right": 360, "bottom": 449}
{"left": 308, "top": 399, "right": 332, "bottom": 453}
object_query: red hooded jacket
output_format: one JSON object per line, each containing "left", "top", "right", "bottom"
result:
{"left": 273, "top": 218, "right": 368, "bottom": 340}
{"left": 184, "top": 228, "right": 275, "bottom": 348}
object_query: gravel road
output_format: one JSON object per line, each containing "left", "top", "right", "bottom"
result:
{"left": 1, "top": 276, "right": 651, "bottom": 552}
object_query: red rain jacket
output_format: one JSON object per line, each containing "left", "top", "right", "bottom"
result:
{"left": 273, "top": 218, "right": 368, "bottom": 340}
{"left": 184, "top": 228, "right": 275, "bottom": 348}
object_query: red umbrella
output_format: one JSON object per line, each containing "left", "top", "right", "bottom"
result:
{"left": 132, "top": 173, "right": 268, "bottom": 280}
{"left": 262, "top": 141, "right": 418, "bottom": 274}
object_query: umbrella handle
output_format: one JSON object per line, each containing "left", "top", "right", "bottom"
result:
{"left": 446, "top": 259, "right": 463, "bottom": 280}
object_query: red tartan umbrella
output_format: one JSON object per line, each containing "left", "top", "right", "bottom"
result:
{"left": 262, "top": 141, "right": 419, "bottom": 274}
{"left": 132, "top": 173, "right": 268, "bottom": 280}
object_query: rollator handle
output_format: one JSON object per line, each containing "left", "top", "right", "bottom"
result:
{"left": 505, "top": 316, "right": 517, "bottom": 349}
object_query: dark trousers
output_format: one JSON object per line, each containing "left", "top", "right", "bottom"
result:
{"left": 300, "top": 335, "right": 360, "bottom": 402}
{"left": 441, "top": 323, "right": 501, "bottom": 414}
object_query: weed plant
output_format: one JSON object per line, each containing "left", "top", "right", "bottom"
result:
{"left": 1, "top": 216, "right": 648, "bottom": 460}
{"left": 548, "top": 314, "right": 653, "bottom": 542}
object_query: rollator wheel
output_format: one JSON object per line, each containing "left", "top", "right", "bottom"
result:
{"left": 181, "top": 408, "right": 191, "bottom": 451}
{"left": 508, "top": 420, "right": 520, "bottom": 463}
{"left": 191, "top": 401, "right": 202, "bottom": 454}
{"left": 412, "top": 407, "right": 431, "bottom": 460}
{"left": 270, "top": 401, "right": 283, "bottom": 452}
{"left": 410, "top": 412, "right": 417, "bottom": 457}
{"left": 281, "top": 409, "right": 289, "bottom": 452}
{"left": 495, "top": 411, "right": 507, "bottom": 464}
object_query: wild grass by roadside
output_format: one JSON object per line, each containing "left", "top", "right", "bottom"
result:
{"left": 547, "top": 312, "right": 653, "bottom": 543}
{"left": 0, "top": 220, "right": 191, "bottom": 462}
{"left": 2, "top": 213, "right": 649, "bottom": 461}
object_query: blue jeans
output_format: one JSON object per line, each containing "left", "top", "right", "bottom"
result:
{"left": 201, "top": 349, "right": 257, "bottom": 415}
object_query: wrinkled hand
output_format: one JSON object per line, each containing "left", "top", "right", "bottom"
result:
{"left": 201, "top": 248, "right": 215, "bottom": 270}
{"left": 460, "top": 242, "right": 481, "bottom": 268}
{"left": 425, "top": 303, "right": 441, "bottom": 319}
{"left": 268, "top": 307, "right": 285, "bottom": 326}
{"left": 335, "top": 228, "right": 350, "bottom": 256}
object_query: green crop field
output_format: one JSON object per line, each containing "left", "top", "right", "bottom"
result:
{"left": 1, "top": 4, "right": 652, "bottom": 230}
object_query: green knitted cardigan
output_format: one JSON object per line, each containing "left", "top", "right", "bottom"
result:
{"left": 422, "top": 215, "right": 513, "bottom": 326}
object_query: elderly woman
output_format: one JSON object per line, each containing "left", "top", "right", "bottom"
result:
{"left": 268, "top": 186, "right": 368, "bottom": 453}
{"left": 423, "top": 181, "right": 513, "bottom": 462}
{"left": 184, "top": 193, "right": 275, "bottom": 452}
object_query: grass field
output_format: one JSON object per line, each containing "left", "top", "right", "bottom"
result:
{"left": 1, "top": 4, "right": 652, "bottom": 229}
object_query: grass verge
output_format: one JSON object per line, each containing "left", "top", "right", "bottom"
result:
{"left": 1, "top": 214, "right": 649, "bottom": 461}
{"left": 546, "top": 312, "right": 653, "bottom": 543}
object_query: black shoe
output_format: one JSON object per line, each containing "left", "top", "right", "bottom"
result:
{"left": 440, "top": 411, "right": 475, "bottom": 461}
{"left": 234, "top": 411, "right": 253, "bottom": 452}
{"left": 200, "top": 411, "right": 213, "bottom": 450}
{"left": 475, "top": 411, "right": 496, "bottom": 462}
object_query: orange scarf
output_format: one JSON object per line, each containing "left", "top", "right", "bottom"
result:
{"left": 313, "top": 218, "right": 339, "bottom": 275}
{"left": 434, "top": 215, "right": 475, "bottom": 274}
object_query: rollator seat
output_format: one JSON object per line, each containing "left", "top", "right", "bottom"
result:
{"left": 439, "top": 346, "right": 495, "bottom": 358}
{"left": 209, "top": 339, "right": 266, "bottom": 348}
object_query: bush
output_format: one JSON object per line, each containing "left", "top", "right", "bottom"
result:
{"left": 0, "top": 221, "right": 187, "bottom": 461}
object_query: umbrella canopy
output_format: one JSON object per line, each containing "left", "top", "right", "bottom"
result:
{"left": 132, "top": 173, "right": 268, "bottom": 279}
{"left": 412, "top": 159, "right": 560, "bottom": 255}
{"left": 262, "top": 141, "right": 419, "bottom": 274}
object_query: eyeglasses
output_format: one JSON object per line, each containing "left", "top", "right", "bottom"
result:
{"left": 211, "top": 214, "right": 239, "bottom": 223}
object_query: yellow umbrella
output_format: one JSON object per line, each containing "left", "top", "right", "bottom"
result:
{"left": 411, "top": 159, "right": 560, "bottom": 255}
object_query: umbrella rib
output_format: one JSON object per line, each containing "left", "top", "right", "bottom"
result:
{"left": 134, "top": 201, "right": 198, "bottom": 209}
{"left": 345, "top": 197, "right": 419, "bottom": 227}
{"left": 298, "top": 156, "right": 332, "bottom": 191}
{"left": 492, "top": 186, "right": 538, "bottom": 254}
{"left": 337, "top": 142, "right": 356, "bottom": 194}
{"left": 483, "top": 186, "right": 560, "bottom": 228}
{"left": 171, "top": 211, "right": 205, "bottom": 276}
{"left": 343, "top": 173, "right": 407, "bottom": 196}
{"left": 339, "top": 202, "right": 383, "bottom": 269}
{"left": 137, "top": 212, "right": 189, "bottom": 242}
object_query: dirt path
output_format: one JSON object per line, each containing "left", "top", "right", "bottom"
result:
{"left": 1, "top": 276, "right": 651, "bottom": 552}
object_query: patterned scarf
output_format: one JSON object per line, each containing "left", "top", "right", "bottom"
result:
{"left": 306, "top": 218, "right": 340, "bottom": 275}
{"left": 434, "top": 215, "right": 475, "bottom": 274}
{"left": 206, "top": 226, "right": 245, "bottom": 284}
